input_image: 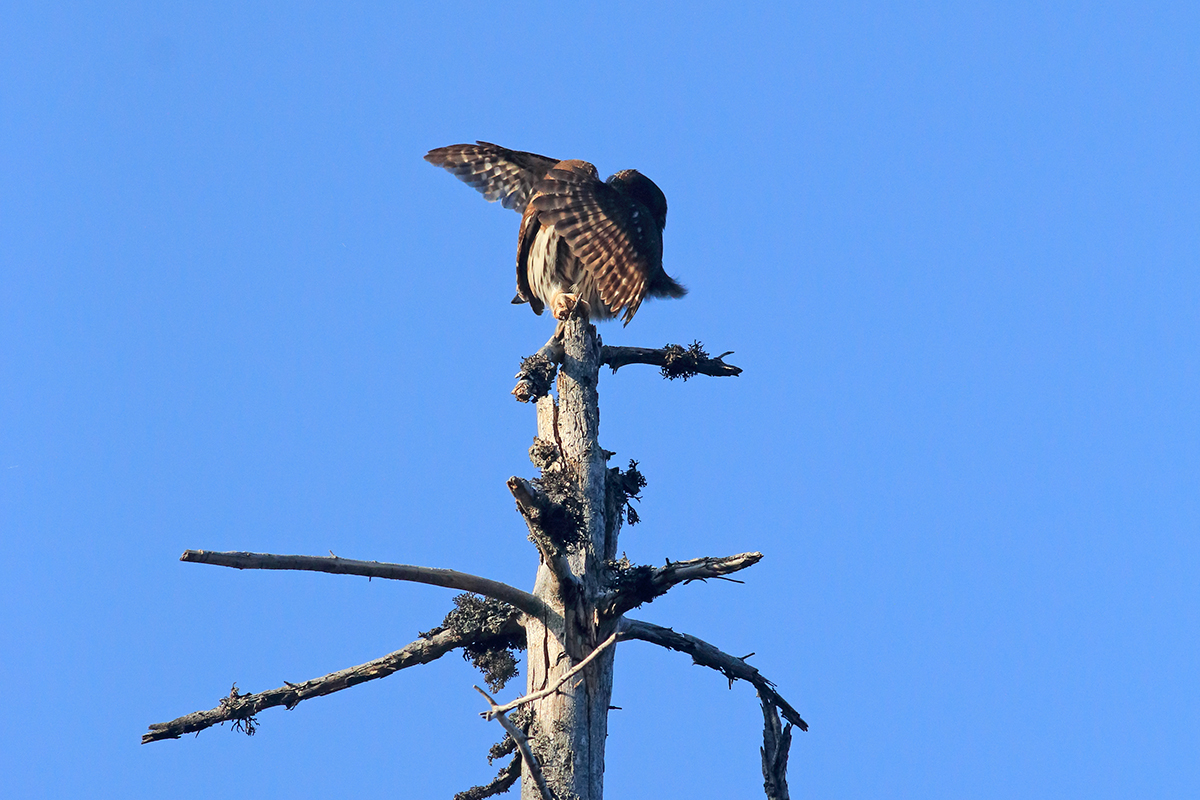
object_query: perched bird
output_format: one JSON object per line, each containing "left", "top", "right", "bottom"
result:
{"left": 425, "top": 142, "right": 686, "bottom": 325}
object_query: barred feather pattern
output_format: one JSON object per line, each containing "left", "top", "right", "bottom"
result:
{"left": 532, "top": 167, "right": 682, "bottom": 324}
{"left": 524, "top": 223, "right": 612, "bottom": 321}
{"left": 424, "top": 142, "right": 559, "bottom": 211}
{"left": 426, "top": 142, "right": 685, "bottom": 325}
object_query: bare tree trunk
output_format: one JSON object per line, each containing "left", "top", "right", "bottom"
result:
{"left": 522, "top": 317, "right": 618, "bottom": 800}
{"left": 142, "top": 314, "right": 797, "bottom": 798}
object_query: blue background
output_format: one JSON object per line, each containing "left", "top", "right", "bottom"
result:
{"left": 2, "top": 2, "right": 1197, "bottom": 797}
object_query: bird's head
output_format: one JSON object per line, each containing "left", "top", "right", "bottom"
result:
{"left": 607, "top": 169, "right": 668, "bottom": 231}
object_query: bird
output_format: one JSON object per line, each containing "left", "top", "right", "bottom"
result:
{"left": 425, "top": 141, "right": 686, "bottom": 325}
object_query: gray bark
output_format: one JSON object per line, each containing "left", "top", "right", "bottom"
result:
{"left": 760, "top": 693, "right": 793, "bottom": 800}
{"left": 600, "top": 343, "right": 742, "bottom": 378}
{"left": 143, "top": 623, "right": 511, "bottom": 743}
{"left": 521, "top": 317, "right": 618, "bottom": 800}
{"left": 178, "top": 549, "right": 550, "bottom": 622}
{"left": 621, "top": 618, "right": 807, "bottom": 731}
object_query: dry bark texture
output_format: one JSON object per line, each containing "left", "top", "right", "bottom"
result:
{"left": 600, "top": 341, "right": 742, "bottom": 379}
{"left": 760, "top": 693, "right": 794, "bottom": 800}
{"left": 519, "top": 317, "right": 618, "bottom": 800}
{"left": 143, "top": 617, "right": 520, "bottom": 743}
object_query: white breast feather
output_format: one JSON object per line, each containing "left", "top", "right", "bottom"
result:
{"left": 528, "top": 226, "right": 560, "bottom": 309}
{"left": 527, "top": 223, "right": 614, "bottom": 320}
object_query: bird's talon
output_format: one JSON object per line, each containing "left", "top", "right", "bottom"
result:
{"left": 552, "top": 294, "right": 579, "bottom": 320}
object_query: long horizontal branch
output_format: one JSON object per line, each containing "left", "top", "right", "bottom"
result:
{"left": 144, "top": 623, "right": 508, "bottom": 743}
{"left": 179, "top": 550, "right": 550, "bottom": 622}
{"left": 600, "top": 343, "right": 742, "bottom": 378}
{"left": 621, "top": 618, "right": 807, "bottom": 731}
{"left": 599, "top": 552, "right": 764, "bottom": 618}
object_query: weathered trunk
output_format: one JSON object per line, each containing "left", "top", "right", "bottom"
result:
{"left": 140, "top": 289, "right": 791, "bottom": 795}
{"left": 521, "top": 318, "right": 620, "bottom": 800}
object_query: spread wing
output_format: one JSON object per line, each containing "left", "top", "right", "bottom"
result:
{"left": 531, "top": 167, "right": 665, "bottom": 324}
{"left": 425, "top": 142, "right": 560, "bottom": 211}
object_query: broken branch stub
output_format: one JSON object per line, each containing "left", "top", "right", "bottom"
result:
{"left": 760, "top": 692, "right": 794, "bottom": 800}
{"left": 513, "top": 332, "right": 565, "bottom": 402}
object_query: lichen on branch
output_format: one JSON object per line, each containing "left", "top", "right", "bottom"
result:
{"left": 425, "top": 594, "right": 527, "bottom": 692}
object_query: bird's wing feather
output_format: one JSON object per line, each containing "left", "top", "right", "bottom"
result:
{"left": 531, "top": 168, "right": 663, "bottom": 324}
{"left": 424, "top": 142, "right": 560, "bottom": 212}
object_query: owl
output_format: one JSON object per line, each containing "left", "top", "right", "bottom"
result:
{"left": 426, "top": 142, "right": 686, "bottom": 325}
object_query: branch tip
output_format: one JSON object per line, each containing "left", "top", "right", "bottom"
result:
{"left": 600, "top": 551, "right": 764, "bottom": 618}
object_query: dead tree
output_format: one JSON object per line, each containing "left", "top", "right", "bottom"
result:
{"left": 144, "top": 317, "right": 805, "bottom": 800}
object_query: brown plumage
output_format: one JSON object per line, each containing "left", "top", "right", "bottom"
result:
{"left": 425, "top": 141, "right": 686, "bottom": 325}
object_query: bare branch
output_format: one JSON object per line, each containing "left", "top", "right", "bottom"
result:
{"left": 474, "top": 686, "right": 555, "bottom": 800}
{"left": 600, "top": 342, "right": 742, "bottom": 379}
{"left": 759, "top": 691, "right": 793, "bottom": 800}
{"left": 179, "top": 550, "right": 551, "bottom": 622}
{"left": 484, "top": 632, "right": 620, "bottom": 720}
{"left": 144, "top": 623, "right": 508, "bottom": 743}
{"left": 599, "top": 552, "right": 764, "bottom": 619}
{"left": 455, "top": 752, "right": 522, "bottom": 800}
{"left": 620, "top": 618, "right": 807, "bottom": 731}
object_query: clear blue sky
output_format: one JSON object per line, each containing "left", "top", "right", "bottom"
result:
{"left": 2, "top": 2, "right": 1197, "bottom": 797}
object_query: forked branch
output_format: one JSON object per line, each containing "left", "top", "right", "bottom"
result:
{"left": 179, "top": 550, "right": 551, "bottom": 622}
{"left": 474, "top": 687, "right": 554, "bottom": 800}
{"left": 620, "top": 618, "right": 807, "bottom": 731}
{"left": 598, "top": 552, "right": 764, "bottom": 618}
{"left": 143, "top": 623, "right": 514, "bottom": 743}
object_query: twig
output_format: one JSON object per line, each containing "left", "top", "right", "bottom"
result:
{"left": 484, "top": 632, "right": 620, "bottom": 720}
{"left": 598, "top": 552, "right": 764, "bottom": 619}
{"left": 474, "top": 686, "right": 555, "bottom": 800}
{"left": 144, "top": 623, "right": 509, "bottom": 743}
{"left": 179, "top": 550, "right": 551, "bottom": 623}
{"left": 600, "top": 343, "right": 742, "bottom": 378}
{"left": 455, "top": 752, "right": 522, "bottom": 800}
{"left": 759, "top": 691, "right": 793, "bottom": 800}
{"left": 620, "top": 618, "right": 807, "bottom": 731}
